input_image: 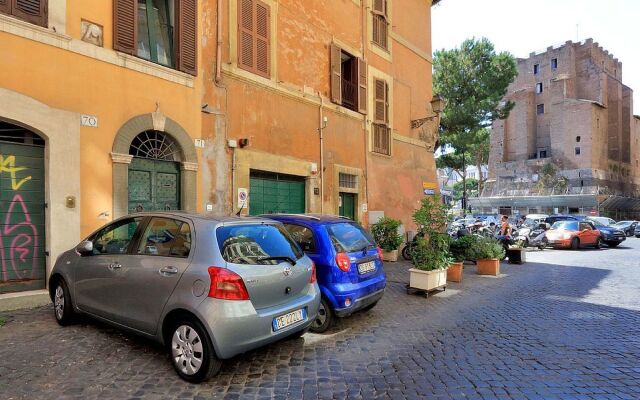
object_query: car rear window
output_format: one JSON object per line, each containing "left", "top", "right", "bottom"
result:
{"left": 551, "top": 221, "right": 578, "bottom": 231}
{"left": 326, "top": 222, "right": 376, "bottom": 253}
{"left": 216, "top": 224, "right": 303, "bottom": 265}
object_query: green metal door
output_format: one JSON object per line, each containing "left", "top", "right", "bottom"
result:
{"left": 128, "top": 158, "right": 180, "bottom": 213}
{"left": 339, "top": 192, "right": 356, "bottom": 220}
{"left": 0, "top": 142, "right": 46, "bottom": 294}
{"left": 249, "top": 171, "right": 305, "bottom": 215}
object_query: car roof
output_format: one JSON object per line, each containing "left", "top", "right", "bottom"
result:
{"left": 262, "top": 213, "right": 356, "bottom": 225}
{"left": 124, "top": 211, "right": 277, "bottom": 224}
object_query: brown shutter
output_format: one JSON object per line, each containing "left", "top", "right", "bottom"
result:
{"left": 238, "top": 0, "right": 254, "bottom": 71}
{"left": 176, "top": 0, "right": 198, "bottom": 76}
{"left": 330, "top": 43, "right": 342, "bottom": 104}
{"left": 373, "top": 0, "right": 384, "bottom": 13}
{"left": 113, "top": 0, "right": 137, "bottom": 55}
{"left": 384, "top": 80, "right": 389, "bottom": 123}
{"left": 255, "top": 0, "right": 270, "bottom": 77}
{"left": 12, "top": 0, "right": 47, "bottom": 27}
{"left": 0, "top": 0, "right": 11, "bottom": 16}
{"left": 374, "top": 79, "right": 386, "bottom": 123}
{"left": 357, "top": 58, "right": 367, "bottom": 114}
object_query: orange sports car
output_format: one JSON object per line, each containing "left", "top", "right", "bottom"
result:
{"left": 545, "top": 220, "right": 602, "bottom": 249}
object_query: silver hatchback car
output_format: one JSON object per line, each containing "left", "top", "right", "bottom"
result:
{"left": 49, "top": 212, "right": 320, "bottom": 382}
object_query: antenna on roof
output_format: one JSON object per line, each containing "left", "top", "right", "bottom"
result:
{"left": 235, "top": 201, "right": 246, "bottom": 217}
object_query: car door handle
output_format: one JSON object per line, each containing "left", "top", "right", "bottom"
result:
{"left": 159, "top": 266, "right": 178, "bottom": 276}
{"left": 108, "top": 263, "right": 122, "bottom": 270}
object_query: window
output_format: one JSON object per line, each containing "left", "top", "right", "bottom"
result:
{"left": 91, "top": 218, "right": 143, "bottom": 255}
{"left": 326, "top": 223, "right": 375, "bottom": 253}
{"left": 536, "top": 82, "right": 543, "bottom": 94}
{"left": 339, "top": 173, "right": 357, "bottom": 189}
{"left": 372, "top": 78, "right": 390, "bottom": 155}
{"left": 538, "top": 149, "right": 548, "bottom": 158}
{"left": 0, "top": 0, "right": 47, "bottom": 27}
{"left": 330, "top": 44, "right": 367, "bottom": 113}
{"left": 138, "top": 218, "right": 191, "bottom": 257}
{"left": 576, "top": 136, "right": 581, "bottom": 143}
{"left": 283, "top": 224, "right": 316, "bottom": 252}
{"left": 536, "top": 104, "right": 545, "bottom": 114}
{"left": 238, "top": 0, "right": 270, "bottom": 78}
{"left": 551, "top": 58, "right": 558, "bottom": 70}
{"left": 533, "top": 64, "right": 539, "bottom": 74}
{"left": 216, "top": 224, "right": 303, "bottom": 264}
{"left": 372, "top": 0, "right": 388, "bottom": 50}
{"left": 114, "top": 0, "right": 197, "bottom": 75}
{"left": 468, "top": 172, "right": 476, "bottom": 179}
{"left": 575, "top": 147, "right": 581, "bottom": 155}
{"left": 579, "top": 222, "right": 592, "bottom": 231}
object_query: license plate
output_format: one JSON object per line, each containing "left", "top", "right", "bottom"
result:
{"left": 358, "top": 261, "right": 376, "bottom": 274}
{"left": 272, "top": 308, "right": 306, "bottom": 332}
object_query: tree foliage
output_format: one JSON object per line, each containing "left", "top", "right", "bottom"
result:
{"left": 452, "top": 178, "right": 478, "bottom": 201}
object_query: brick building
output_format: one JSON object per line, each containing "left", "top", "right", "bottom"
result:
{"left": 473, "top": 39, "right": 640, "bottom": 218}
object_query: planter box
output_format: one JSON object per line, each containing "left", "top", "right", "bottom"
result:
{"left": 477, "top": 258, "right": 500, "bottom": 276}
{"left": 507, "top": 248, "right": 526, "bottom": 264}
{"left": 382, "top": 249, "right": 398, "bottom": 262}
{"left": 447, "top": 261, "right": 463, "bottom": 283}
{"left": 409, "top": 268, "right": 447, "bottom": 291}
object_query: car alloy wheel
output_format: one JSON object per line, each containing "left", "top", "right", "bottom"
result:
{"left": 54, "top": 286, "right": 65, "bottom": 321}
{"left": 310, "top": 297, "right": 333, "bottom": 333}
{"left": 172, "top": 325, "right": 204, "bottom": 376}
{"left": 52, "top": 279, "right": 76, "bottom": 326}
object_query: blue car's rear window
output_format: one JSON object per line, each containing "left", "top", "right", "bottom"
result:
{"left": 326, "top": 222, "right": 376, "bottom": 253}
{"left": 217, "top": 224, "right": 303, "bottom": 264}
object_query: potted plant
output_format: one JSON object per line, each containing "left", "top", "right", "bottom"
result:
{"left": 371, "top": 217, "right": 403, "bottom": 262}
{"left": 408, "top": 195, "right": 452, "bottom": 292}
{"left": 507, "top": 238, "right": 527, "bottom": 264}
{"left": 473, "top": 237, "right": 505, "bottom": 276}
{"left": 447, "top": 235, "right": 477, "bottom": 283}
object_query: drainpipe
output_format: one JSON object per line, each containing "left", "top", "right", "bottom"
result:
{"left": 215, "top": 0, "right": 223, "bottom": 84}
{"left": 231, "top": 147, "right": 236, "bottom": 212}
{"left": 361, "top": 0, "right": 369, "bottom": 219}
{"left": 319, "top": 93, "right": 325, "bottom": 214}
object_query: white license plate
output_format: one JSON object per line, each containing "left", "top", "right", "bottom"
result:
{"left": 358, "top": 261, "right": 376, "bottom": 274}
{"left": 272, "top": 309, "right": 306, "bottom": 332}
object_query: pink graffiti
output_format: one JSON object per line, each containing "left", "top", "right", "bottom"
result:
{"left": 0, "top": 194, "right": 38, "bottom": 282}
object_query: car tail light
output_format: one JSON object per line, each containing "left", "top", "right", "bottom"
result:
{"left": 377, "top": 246, "right": 383, "bottom": 261}
{"left": 208, "top": 267, "right": 250, "bottom": 300}
{"left": 335, "top": 252, "right": 351, "bottom": 272}
{"left": 309, "top": 260, "right": 316, "bottom": 283}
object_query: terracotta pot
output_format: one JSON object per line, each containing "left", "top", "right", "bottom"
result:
{"left": 382, "top": 249, "right": 398, "bottom": 262}
{"left": 477, "top": 258, "right": 500, "bottom": 276}
{"left": 409, "top": 268, "right": 447, "bottom": 291}
{"left": 447, "top": 261, "right": 463, "bottom": 282}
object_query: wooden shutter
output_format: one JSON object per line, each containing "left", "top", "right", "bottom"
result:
{"left": 255, "top": 0, "right": 270, "bottom": 77}
{"left": 11, "top": 0, "right": 47, "bottom": 27}
{"left": 113, "top": 0, "right": 137, "bottom": 55}
{"left": 0, "top": 0, "right": 11, "bottom": 16}
{"left": 330, "top": 43, "right": 342, "bottom": 104}
{"left": 372, "top": 0, "right": 385, "bottom": 14}
{"left": 357, "top": 58, "right": 367, "bottom": 114}
{"left": 176, "top": 0, "right": 198, "bottom": 76}
{"left": 374, "top": 79, "right": 387, "bottom": 124}
{"left": 238, "top": 0, "right": 254, "bottom": 71}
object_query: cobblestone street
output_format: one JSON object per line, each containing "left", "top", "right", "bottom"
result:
{"left": 2, "top": 240, "right": 640, "bottom": 399}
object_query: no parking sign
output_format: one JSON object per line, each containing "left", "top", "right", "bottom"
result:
{"left": 237, "top": 188, "right": 248, "bottom": 208}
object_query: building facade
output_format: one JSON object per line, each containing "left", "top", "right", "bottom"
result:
{"left": 475, "top": 39, "right": 640, "bottom": 218}
{"left": 200, "top": 0, "right": 441, "bottom": 229}
{"left": 0, "top": 0, "right": 204, "bottom": 294}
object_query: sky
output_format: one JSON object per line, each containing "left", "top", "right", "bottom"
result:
{"left": 432, "top": 0, "right": 640, "bottom": 115}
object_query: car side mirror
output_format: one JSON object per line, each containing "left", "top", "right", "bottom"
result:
{"left": 75, "top": 240, "right": 94, "bottom": 256}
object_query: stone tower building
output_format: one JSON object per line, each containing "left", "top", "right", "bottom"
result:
{"left": 474, "top": 39, "right": 640, "bottom": 217}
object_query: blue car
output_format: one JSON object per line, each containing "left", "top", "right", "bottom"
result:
{"left": 266, "top": 214, "right": 386, "bottom": 333}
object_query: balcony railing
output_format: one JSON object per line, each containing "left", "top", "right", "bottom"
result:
{"left": 341, "top": 79, "right": 357, "bottom": 111}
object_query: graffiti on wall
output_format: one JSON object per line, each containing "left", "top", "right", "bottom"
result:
{"left": 0, "top": 154, "right": 39, "bottom": 283}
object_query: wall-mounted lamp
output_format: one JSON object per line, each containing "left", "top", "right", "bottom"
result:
{"left": 238, "top": 138, "right": 249, "bottom": 148}
{"left": 410, "top": 95, "right": 445, "bottom": 129}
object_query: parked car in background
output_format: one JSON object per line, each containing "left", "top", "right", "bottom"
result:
{"left": 589, "top": 216, "right": 616, "bottom": 226}
{"left": 545, "top": 220, "right": 602, "bottom": 249}
{"left": 635, "top": 224, "right": 640, "bottom": 238}
{"left": 544, "top": 214, "right": 577, "bottom": 227}
{"left": 586, "top": 218, "right": 627, "bottom": 247}
{"left": 268, "top": 214, "right": 386, "bottom": 333}
{"left": 611, "top": 220, "right": 638, "bottom": 237}
{"left": 524, "top": 214, "right": 549, "bottom": 225}
{"left": 49, "top": 213, "right": 320, "bottom": 382}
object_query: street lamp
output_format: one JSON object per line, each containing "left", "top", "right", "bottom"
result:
{"left": 410, "top": 95, "right": 445, "bottom": 129}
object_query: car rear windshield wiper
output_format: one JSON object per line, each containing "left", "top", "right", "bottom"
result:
{"left": 356, "top": 244, "right": 376, "bottom": 253}
{"left": 257, "top": 256, "right": 297, "bottom": 266}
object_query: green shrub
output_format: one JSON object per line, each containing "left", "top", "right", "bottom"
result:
{"left": 371, "top": 217, "right": 403, "bottom": 252}
{"left": 411, "top": 195, "right": 453, "bottom": 270}
{"left": 449, "top": 235, "right": 478, "bottom": 262}
{"left": 472, "top": 237, "right": 505, "bottom": 260}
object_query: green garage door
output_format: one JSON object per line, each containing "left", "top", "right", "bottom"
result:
{"left": 249, "top": 171, "right": 305, "bottom": 215}
{"left": 0, "top": 128, "right": 46, "bottom": 294}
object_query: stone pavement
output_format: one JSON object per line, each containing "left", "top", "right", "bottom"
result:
{"left": 1, "top": 240, "right": 640, "bottom": 399}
